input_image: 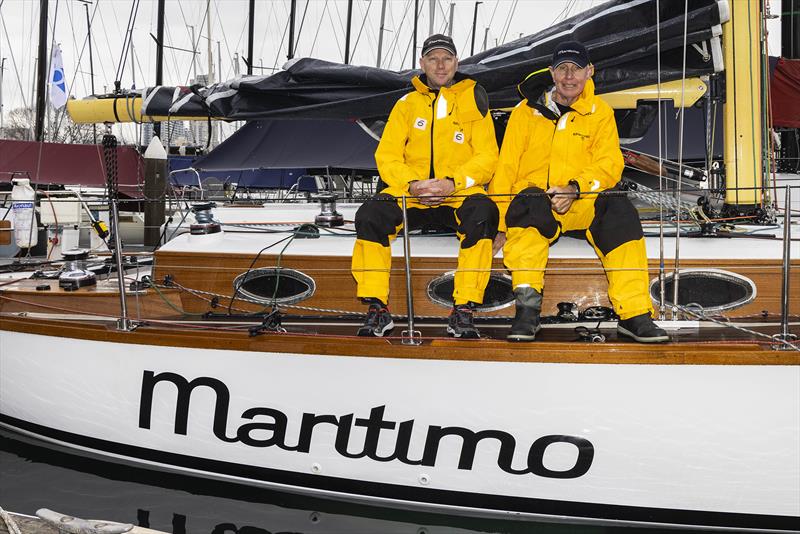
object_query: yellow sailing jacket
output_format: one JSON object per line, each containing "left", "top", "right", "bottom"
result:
{"left": 489, "top": 76, "right": 624, "bottom": 230}
{"left": 375, "top": 74, "right": 498, "bottom": 201}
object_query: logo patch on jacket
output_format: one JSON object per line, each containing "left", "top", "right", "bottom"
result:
{"left": 414, "top": 118, "right": 428, "bottom": 130}
{"left": 453, "top": 131, "right": 465, "bottom": 144}
{"left": 573, "top": 132, "right": 590, "bottom": 140}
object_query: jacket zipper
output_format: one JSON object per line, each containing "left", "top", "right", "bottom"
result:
{"left": 429, "top": 92, "right": 436, "bottom": 180}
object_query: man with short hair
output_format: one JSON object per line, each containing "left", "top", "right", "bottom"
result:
{"left": 490, "top": 41, "right": 668, "bottom": 343}
{"left": 352, "top": 34, "right": 499, "bottom": 338}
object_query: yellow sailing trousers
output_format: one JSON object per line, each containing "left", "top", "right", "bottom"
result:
{"left": 352, "top": 192, "right": 498, "bottom": 306}
{"left": 502, "top": 187, "right": 653, "bottom": 320}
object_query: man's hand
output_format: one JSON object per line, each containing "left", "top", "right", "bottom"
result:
{"left": 410, "top": 178, "right": 455, "bottom": 206}
{"left": 492, "top": 232, "right": 506, "bottom": 256}
{"left": 547, "top": 184, "right": 579, "bottom": 214}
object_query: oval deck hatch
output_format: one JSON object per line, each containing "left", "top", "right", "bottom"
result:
{"left": 233, "top": 267, "right": 315, "bottom": 306}
{"left": 427, "top": 271, "right": 514, "bottom": 312}
{"left": 649, "top": 269, "right": 756, "bottom": 313}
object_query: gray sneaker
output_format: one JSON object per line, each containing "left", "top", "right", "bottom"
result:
{"left": 357, "top": 303, "right": 395, "bottom": 337}
{"left": 447, "top": 304, "right": 480, "bottom": 339}
{"left": 617, "top": 313, "right": 669, "bottom": 343}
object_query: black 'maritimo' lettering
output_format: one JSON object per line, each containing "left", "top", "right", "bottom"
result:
{"left": 139, "top": 370, "right": 238, "bottom": 443}
{"left": 422, "top": 426, "right": 531, "bottom": 474}
{"left": 527, "top": 435, "right": 595, "bottom": 479}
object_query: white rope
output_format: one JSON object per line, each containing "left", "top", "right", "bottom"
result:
{"left": 0, "top": 506, "right": 23, "bottom": 534}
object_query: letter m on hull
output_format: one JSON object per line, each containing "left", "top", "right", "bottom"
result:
{"left": 138, "top": 370, "right": 238, "bottom": 443}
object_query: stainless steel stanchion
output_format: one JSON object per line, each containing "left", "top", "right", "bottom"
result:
{"left": 111, "top": 199, "right": 132, "bottom": 332}
{"left": 400, "top": 195, "right": 421, "bottom": 345}
{"left": 774, "top": 185, "right": 796, "bottom": 349}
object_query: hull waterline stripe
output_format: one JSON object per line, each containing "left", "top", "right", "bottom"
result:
{"left": 0, "top": 414, "right": 796, "bottom": 532}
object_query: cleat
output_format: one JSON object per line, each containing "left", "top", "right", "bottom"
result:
{"left": 447, "top": 304, "right": 480, "bottom": 339}
{"left": 357, "top": 302, "right": 395, "bottom": 337}
{"left": 617, "top": 313, "right": 669, "bottom": 343}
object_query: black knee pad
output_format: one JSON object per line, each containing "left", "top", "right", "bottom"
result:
{"left": 457, "top": 194, "right": 499, "bottom": 248}
{"left": 590, "top": 192, "right": 644, "bottom": 255}
{"left": 355, "top": 194, "right": 402, "bottom": 246}
{"left": 505, "top": 187, "right": 558, "bottom": 239}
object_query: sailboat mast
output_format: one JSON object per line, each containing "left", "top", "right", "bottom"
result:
{"left": 784, "top": 0, "right": 798, "bottom": 58}
{"left": 429, "top": 0, "right": 435, "bottom": 35}
{"left": 288, "top": 0, "right": 297, "bottom": 60}
{"left": 722, "top": 0, "right": 763, "bottom": 209}
{"left": 344, "top": 0, "right": 353, "bottom": 64}
{"left": 247, "top": 0, "right": 255, "bottom": 75}
{"left": 376, "top": 0, "right": 387, "bottom": 68}
{"left": 34, "top": 0, "right": 49, "bottom": 142}
{"left": 154, "top": 0, "right": 165, "bottom": 139}
{"left": 471, "top": 2, "right": 482, "bottom": 56}
{"left": 412, "top": 0, "right": 418, "bottom": 67}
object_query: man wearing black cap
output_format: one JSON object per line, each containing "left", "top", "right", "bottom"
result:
{"left": 489, "top": 40, "right": 668, "bottom": 343}
{"left": 351, "top": 33, "right": 499, "bottom": 339}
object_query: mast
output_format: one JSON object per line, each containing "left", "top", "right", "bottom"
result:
{"left": 34, "top": 0, "right": 49, "bottom": 142}
{"left": 722, "top": 0, "right": 763, "bottom": 209}
{"left": 0, "top": 58, "right": 5, "bottom": 131}
{"left": 79, "top": 0, "right": 96, "bottom": 142}
{"left": 376, "top": 0, "right": 387, "bottom": 67}
{"left": 206, "top": 0, "right": 214, "bottom": 147}
{"left": 784, "top": 0, "right": 798, "bottom": 58}
{"left": 154, "top": 0, "right": 165, "bottom": 139}
{"left": 429, "top": 0, "right": 435, "bottom": 35}
{"left": 447, "top": 3, "right": 454, "bottom": 36}
{"left": 247, "top": 0, "right": 255, "bottom": 74}
{"left": 344, "top": 0, "right": 353, "bottom": 64}
{"left": 412, "top": 0, "right": 418, "bottom": 66}
{"left": 471, "top": 1, "right": 482, "bottom": 56}
{"left": 288, "top": 0, "right": 297, "bottom": 60}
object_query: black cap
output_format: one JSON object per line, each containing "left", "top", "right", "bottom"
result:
{"left": 421, "top": 34, "right": 457, "bottom": 57}
{"left": 551, "top": 41, "right": 590, "bottom": 68}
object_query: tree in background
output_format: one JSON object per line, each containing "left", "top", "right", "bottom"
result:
{"left": 1, "top": 102, "right": 96, "bottom": 144}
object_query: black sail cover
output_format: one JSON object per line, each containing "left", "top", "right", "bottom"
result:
{"left": 142, "top": 0, "right": 728, "bottom": 120}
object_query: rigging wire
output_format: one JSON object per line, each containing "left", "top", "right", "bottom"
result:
{"left": 656, "top": 0, "right": 665, "bottom": 321}
{"left": 114, "top": 0, "right": 141, "bottom": 86}
{"left": 350, "top": 0, "right": 374, "bottom": 65}
{"left": 671, "top": 0, "right": 690, "bottom": 319}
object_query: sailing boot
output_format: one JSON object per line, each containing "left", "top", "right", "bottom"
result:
{"left": 617, "top": 313, "right": 669, "bottom": 343}
{"left": 357, "top": 298, "right": 395, "bottom": 337}
{"left": 447, "top": 302, "right": 480, "bottom": 339}
{"left": 507, "top": 287, "right": 542, "bottom": 342}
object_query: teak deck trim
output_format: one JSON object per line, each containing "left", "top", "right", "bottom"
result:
{"left": 2, "top": 317, "right": 798, "bottom": 366}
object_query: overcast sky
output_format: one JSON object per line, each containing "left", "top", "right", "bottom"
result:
{"left": 0, "top": 0, "right": 784, "bottom": 132}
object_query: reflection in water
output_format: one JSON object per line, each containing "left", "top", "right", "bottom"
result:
{"left": 0, "top": 432, "right": 684, "bottom": 534}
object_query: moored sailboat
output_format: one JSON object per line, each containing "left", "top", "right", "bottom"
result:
{"left": 1, "top": 0, "right": 798, "bottom": 531}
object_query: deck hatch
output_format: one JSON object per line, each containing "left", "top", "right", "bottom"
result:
{"left": 233, "top": 267, "right": 315, "bottom": 305}
{"left": 649, "top": 269, "right": 756, "bottom": 313}
{"left": 427, "top": 271, "right": 514, "bottom": 312}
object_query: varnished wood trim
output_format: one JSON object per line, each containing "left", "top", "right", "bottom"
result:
{"left": 1, "top": 317, "right": 797, "bottom": 366}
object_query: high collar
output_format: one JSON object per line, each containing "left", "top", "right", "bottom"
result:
{"left": 412, "top": 72, "right": 472, "bottom": 95}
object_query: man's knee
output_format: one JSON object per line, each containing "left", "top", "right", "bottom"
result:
{"left": 590, "top": 193, "right": 644, "bottom": 255}
{"left": 506, "top": 187, "right": 558, "bottom": 238}
{"left": 355, "top": 195, "right": 402, "bottom": 246}
{"left": 458, "top": 194, "right": 499, "bottom": 247}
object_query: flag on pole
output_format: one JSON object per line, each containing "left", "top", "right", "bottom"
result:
{"left": 49, "top": 44, "right": 68, "bottom": 109}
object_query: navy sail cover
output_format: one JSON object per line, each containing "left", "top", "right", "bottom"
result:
{"left": 141, "top": 0, "right": 728, "bottom": 121}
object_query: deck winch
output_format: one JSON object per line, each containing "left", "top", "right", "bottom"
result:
{"left": 58, "top": 249, "right": 97, "bottom": 291}
{"left": 314, "top": 193, "right": 344, "bottom": 227}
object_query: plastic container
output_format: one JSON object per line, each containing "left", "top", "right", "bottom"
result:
{"left": 11, "top": 178, "right": 39, "bottom": 249}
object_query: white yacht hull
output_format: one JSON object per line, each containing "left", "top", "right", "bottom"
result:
{"left": 1, "top": 329, "right": 798, "bottom": 531}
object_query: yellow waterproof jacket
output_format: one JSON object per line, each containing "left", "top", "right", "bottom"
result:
{"left": 489, "top": 77, "right": 623, "bottom": 230}
{"left": 375, "top": 74, "right": 498, "bottom": 204}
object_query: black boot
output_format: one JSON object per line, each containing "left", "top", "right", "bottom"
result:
{"left": 507, "top": 287, "right": 542, "bottom": 342}
{"left": 617, "top": 313, "right": 668, "bottom": 343}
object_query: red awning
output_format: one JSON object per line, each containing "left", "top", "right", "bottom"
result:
{"left": 771, "top": 57, "right": 800, "bottom": 129}
{"left": 0, "top": 139, "right": 144, "bottom": 196}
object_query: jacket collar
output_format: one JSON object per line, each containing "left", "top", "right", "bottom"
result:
{"left": 412, "top": 72, "right": 473, "bottom": 95}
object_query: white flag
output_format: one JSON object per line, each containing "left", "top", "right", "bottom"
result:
{"left": 49, "top": 45, "right": 68, "bottom": 109}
